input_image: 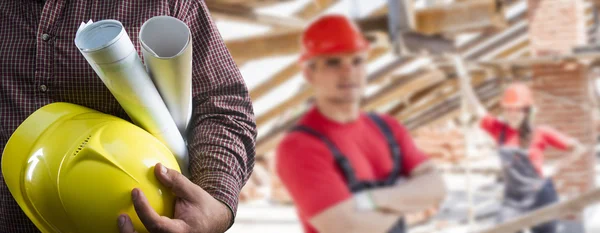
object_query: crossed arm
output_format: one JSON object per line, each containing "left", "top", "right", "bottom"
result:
{"left": 309, "top": 161, "right": 446, "bottom": 233}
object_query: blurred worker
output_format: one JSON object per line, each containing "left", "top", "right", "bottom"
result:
{"left": 276, "top": 15, "right": 447, "bottom": 233}
{"left": 0, "top": 1, "right": 256, "bottom": 232}
{"left": 456, "top": 58, "right": 587, "bottom": 233}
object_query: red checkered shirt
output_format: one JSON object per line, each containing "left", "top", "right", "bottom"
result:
{"left": 0, "top": 0, "right": 256, "bottom": 232}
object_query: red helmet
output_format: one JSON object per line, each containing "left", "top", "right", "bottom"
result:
{"left": 501, "top": 83, "right": 534, "bottom": 108}
{"left": 300, "top": 14, "right": 370, "bottom": 62}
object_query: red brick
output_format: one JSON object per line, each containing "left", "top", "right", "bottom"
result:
{"left": 529, "top": 0, "right": 596, "bottom": 200}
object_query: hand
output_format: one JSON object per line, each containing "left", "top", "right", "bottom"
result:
{"left": 118, "top": 163, "right": 232, "bottom": 233}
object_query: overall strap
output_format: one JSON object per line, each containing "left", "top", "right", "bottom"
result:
{"left": 290, "top": 125, "right": 362, "bottom": 190}
{"left": 366, "top": 113, "right": 403, "bottom": 186}
{"left": 499, "top": 123, "right": 508, "bottom": 146}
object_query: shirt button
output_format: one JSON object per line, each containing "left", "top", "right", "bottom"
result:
{"left": 39, "top": 84, "right": 48, "bottom": 92}
{"left": 41, "top": 33, "right": 50, "bottom": 41}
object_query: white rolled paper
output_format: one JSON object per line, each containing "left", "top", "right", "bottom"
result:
{"left": 74, "top": 20, "right": 190, "bottom": 177}
{"left": 139, "top": 16, "right": 193, "bottom": 138}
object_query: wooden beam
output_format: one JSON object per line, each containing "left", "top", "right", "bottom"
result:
{"left": 236, "top": 0, "right": 297, "bottom": 8}
{"left": 399, "top": 30, "right": 531, "bottom": 129}
{"left": 404, "top": 78, "right": 501, "bottom": 130}
{"left": 294, "top": 0, "right": 339, "bottom": 20}
{"left": 207, "top": 2, "right": 306, "bottom": 29}
{"left": 413, "top": 0, "right": 507, "bottom": 35}
{"left": 458, "top": 4, "right": 526, "bottom": 53}
{"left": 385, "top": 77, "right": 454, "bottom": 116}
{"left": 395, "top": 70, "right": 488, "bottom": 121}
{"left": 250, "top": 63, "right": 299, "bottom": 101}
{"left": 225, "top": 14, "right": 455, "bottom": 64}
{"left": 396, "top": 79, "right": 459, "bottom": 120}
{"left": 368, "top": 57, "right": 416, "bottom": 85}
{"left": 493, "top": 40, "right": 529, "bottom": 59}
{"left": 255, "top": 88, "right": 313, "bottom": 127}
{"left": 226, "top": 29, "right": 301, "bottom": 65}
{"left": 464, "top": 22, "right": 528, "bottom": 60}
{"left": 363, "top": 69, "right": 447, "bottom": 111}
{"left": 476, "top": 188, "right": 600, "bottom": 233}
{"left": 256, "top": 113, "right": 302, "bottom": 155}
{"left": 223, "top": 0, "right": 338, "bottom": 65}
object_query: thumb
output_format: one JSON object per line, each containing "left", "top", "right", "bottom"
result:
{"left": 155, "top": 163, "right": 201, "bottom": 202}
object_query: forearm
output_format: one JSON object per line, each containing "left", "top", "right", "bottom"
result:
{"left": 310, "top": 198, "right": 403, "bottom": 233}
{"left": 552, "top": 143, "right": 588, "bottom": 173}
{"left": 371, "top": 172, "right": 446, "bottom": 214}
{"left": 178, "top": 0, "right": 258, "bottom": 224}
{"left": 347, "top": 211, "right": 403, "bottom": 233}
{"left": 187, "top": 90, "right": 257, "bottom": 222}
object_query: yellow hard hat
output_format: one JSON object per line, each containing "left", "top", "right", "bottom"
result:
{"left": 2, "top": 102, "right": 181, "bottom": 233}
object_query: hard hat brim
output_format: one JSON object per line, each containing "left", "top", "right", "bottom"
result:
{"left": 2, "top": 102, "right": 100, "bottom": 233}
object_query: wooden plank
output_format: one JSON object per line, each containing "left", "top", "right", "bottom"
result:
{"left": 404, "top": 78, "right": 501, "bottom": 130}
{"left": 399, "top": 31, "right": 530, "bottom": 129}
{"left": 295, "top": 0, "right": 339, "bottom": 20}
{"left": 464, "top": 23, "right": 528, "bottom": 60}
{"left": 238, "top": 0, "right": 297, "bottom": 8}
{"left": 368, "top": 57, "right": 415, "bottom": 84}
{"left": 224, "top": 15, "right": 387, "bottom": 64}
{"left": 413, "top": 0, "right": 506, "bottom": 35}
{"left": 494, "top": 40, "right": 529, "bottom": 59}
{"left": 207, "top": 2, "right": 306, "bottom": 29}
{"left": 458, "top": 4, "right": 526, "bottom": 53}
{"left": 363, "top": 69, "right": 447, "bottom": 111}
{"left": 397, "top": 79, "right": 459, "bottom": 120}
{"left": 256, "top": 114, "right": 302, "bottom": 155}
{"left": 223, "top": 0, "right": 339, "bottom": 65}
{"left": 387, "top": 79, "right": 453, "bottom": 116}
{"left": 476, "top": 188, "right": 600, "bottom": 233}
{"left": 250, "top": 64, "right": 299, "bottom": 101}
{"left": 225, "top": 29, "right": 302, "bottom": 65}
{"left": 255, "top": 88, "right": 313, "bottom": 127}
{"left": 396, "top": 70, "right": 488, "bottom": 121}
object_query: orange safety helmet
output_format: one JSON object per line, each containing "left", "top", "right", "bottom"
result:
{"left": 501, "top": 83, "right": 534, "bottom": 108}
{"left": 300, "top": 14, "right": 370, "bottom": 62}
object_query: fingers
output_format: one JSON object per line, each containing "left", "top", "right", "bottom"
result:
{"left": 118, "top": 214, "right": 137, "bottom": 233}
{"left": 154, "top": 163, "right": 202, "bottom": 202}
{"left": 132, "top": 188, "right": 177, "bottom": 232}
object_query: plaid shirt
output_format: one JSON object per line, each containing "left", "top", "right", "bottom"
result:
{"left": 0, "top": 0, "right": 256, "bottom": 232}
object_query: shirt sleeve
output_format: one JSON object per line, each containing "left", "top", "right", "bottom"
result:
{"left": 540, "top": 126, "right": 573, "bottom": 151}
{"left": 381, "top": 115, "right": 430, "bottom": 176}
{"left": 480, "top": 114, "right": 503, "bottom": 140}
{"left": 276, "top": 133, "right": 353, "bottom": 219}
{"left": 171, "top": 0, "right": 257, "bottom": 224}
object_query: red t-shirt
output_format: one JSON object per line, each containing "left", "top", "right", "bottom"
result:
{"left": 480, "top": 114, "right": 572, "bottom": 176}
{"left": 275, "top": 107, "right": 429, "bottom": 233}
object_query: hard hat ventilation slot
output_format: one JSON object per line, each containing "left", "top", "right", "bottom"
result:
{"left": 73, "top": 135, "right": 92, "bottom": 157}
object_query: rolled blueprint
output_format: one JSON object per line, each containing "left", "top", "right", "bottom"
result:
{"left": 74, "top": 20, "right": 190, "bottom": 176}
{"left": 139, "top": 16, "right": 192, "bottom": 138}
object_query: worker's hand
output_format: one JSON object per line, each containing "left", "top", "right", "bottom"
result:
{"left": 118, "top": 163, "right": 232, "bottom": 233}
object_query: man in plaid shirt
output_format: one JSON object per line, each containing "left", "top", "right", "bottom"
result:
{"left": 0, "top": 0, "right": 256, "bottom": 232}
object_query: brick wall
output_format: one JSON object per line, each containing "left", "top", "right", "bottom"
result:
{"left": 528, "top": 0, "right": 588, "bottom": 56}
{"left": 530, "top": 62, "right": 597, "bottom": 198}
{"left": 528, "top": 0, "right": 597, "bottom": 203}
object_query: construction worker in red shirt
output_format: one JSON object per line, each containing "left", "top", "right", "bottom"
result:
{"left": 275, "top": 15, "right": 447, "bottom": 233}
{"left": 455, "top": 58, "right": 587, "bottom": 233}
